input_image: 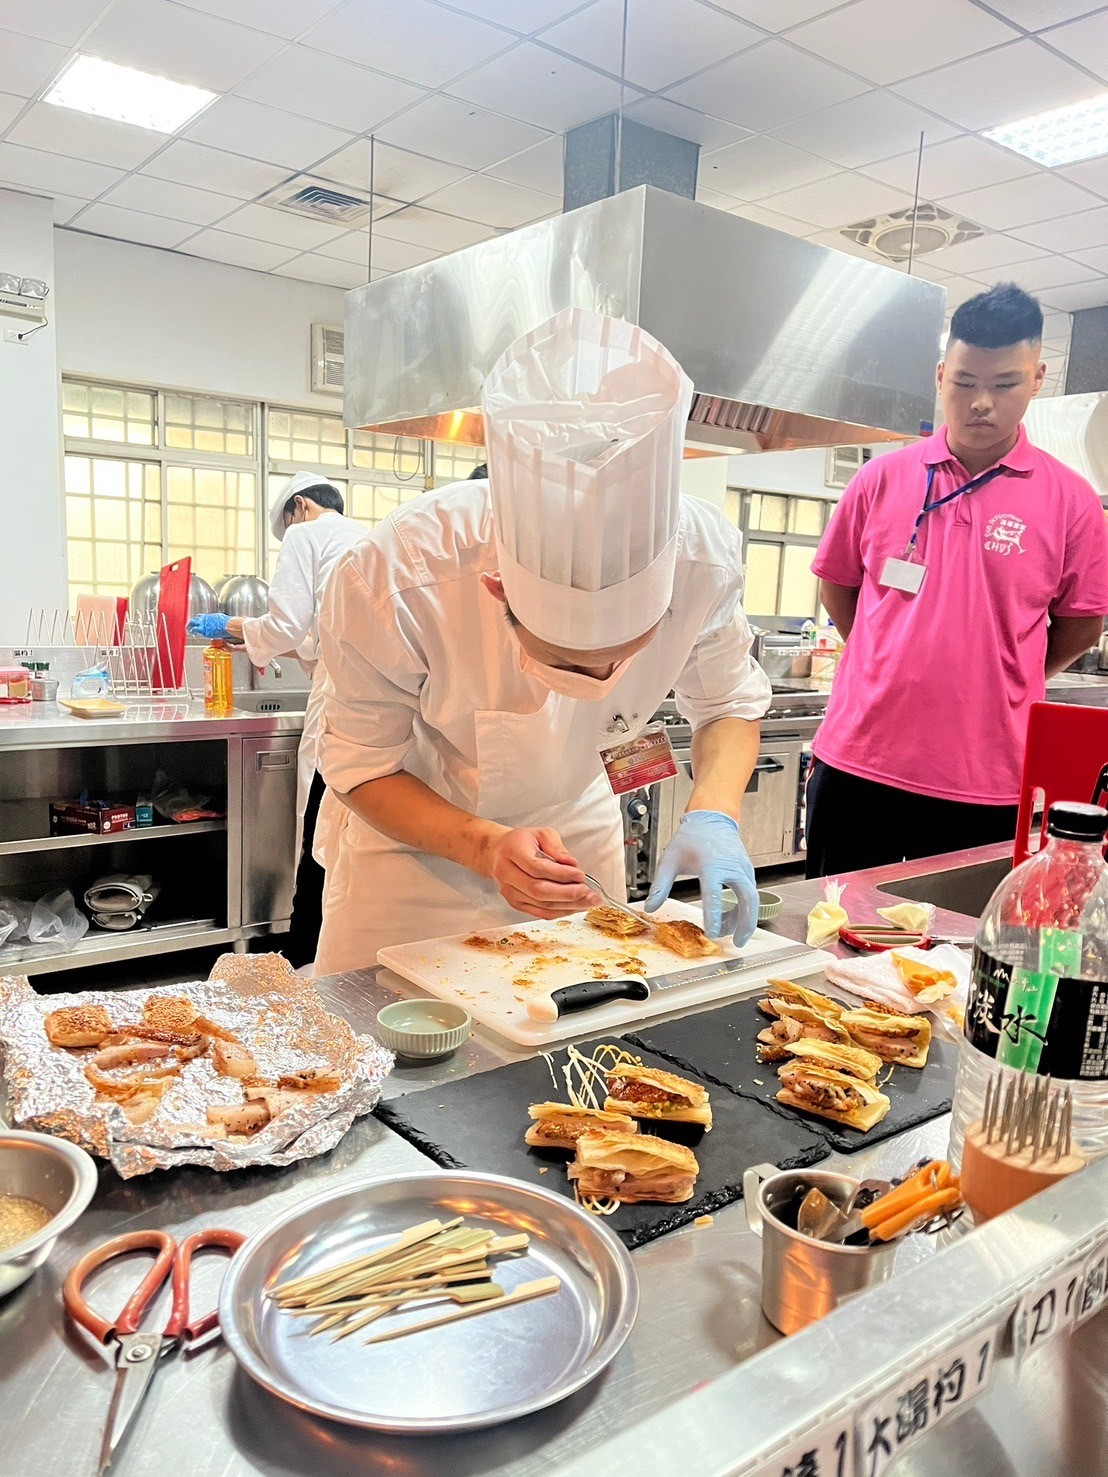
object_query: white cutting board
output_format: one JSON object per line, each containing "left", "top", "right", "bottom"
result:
{"left": 377, "top": 900, "right": 835, "bottom": 1047}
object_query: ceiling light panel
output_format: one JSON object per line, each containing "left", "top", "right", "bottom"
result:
{"left": 985, "top": 93, "right": 1108, "bottom": 168}
{"left": 45, "top": 55, "right": 215, "bottom": 133}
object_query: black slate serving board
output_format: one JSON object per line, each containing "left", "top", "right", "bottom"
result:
{"left": 627, "top": 995, "right": 957, "bottom": 1154}
{"left": 375, "top": 1037, "right": 829, "bottom": 1250}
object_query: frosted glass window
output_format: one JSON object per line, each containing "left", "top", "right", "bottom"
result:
{"left": 745, "top": 543, "right": 781, "bottom": 616}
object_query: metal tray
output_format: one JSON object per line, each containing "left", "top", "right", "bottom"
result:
{"left": 218, "top": 1169, "right": 639, "bottom": 1433}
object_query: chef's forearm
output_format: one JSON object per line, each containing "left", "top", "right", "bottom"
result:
{"left": 687, "top": 717, "right": 760, "bottom": 824}
{"left": 338, "top": 771, "right": 507, "bottom": 875}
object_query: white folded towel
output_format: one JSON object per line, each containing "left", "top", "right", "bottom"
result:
{"left": 824, "top": 944, "right": 970, "bottom": 1042}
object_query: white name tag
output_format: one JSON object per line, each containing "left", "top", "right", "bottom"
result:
{"left": 880, "top": 556, "right": 926, "bottom": 594}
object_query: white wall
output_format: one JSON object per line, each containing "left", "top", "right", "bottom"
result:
{"left": 0, "top": 189, "right": 66, "bottom": 641}
{"left": 680, "top": 455, "right": 729, "bottom": 508}
{"left": 727, "top": 440, "right": 913, "bottom": 499}
{"left": 53, "top": 229, "right": 346, "bottom": 408}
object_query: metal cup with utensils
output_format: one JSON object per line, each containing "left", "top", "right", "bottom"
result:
{"left": 743, "top": 1164, "right": 897, "bottom": 1335}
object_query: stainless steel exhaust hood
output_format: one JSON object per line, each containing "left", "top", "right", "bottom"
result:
{"left": 344, "top": 185, "right": 944, "bottom": 455}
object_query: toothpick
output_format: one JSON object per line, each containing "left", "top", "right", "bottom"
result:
{"left": 362, "top": 1277, "right": 561, "bottom": 1346}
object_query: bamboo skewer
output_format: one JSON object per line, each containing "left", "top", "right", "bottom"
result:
{"left": 273, "top": 1227, "right": 493, "bottom": 1308}
{"left": 270, "top": 1217, "right": 462, "bottom": 1301}
{"left": 310, "top": 1281, "right": 506, "bottom": 1336}
{"left": 362, "top": 1277, "right": 562, "bottom": 1346}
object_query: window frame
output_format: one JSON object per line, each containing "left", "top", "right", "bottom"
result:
{"left": 729, "top": 488, "right": 831, "bottom": 621}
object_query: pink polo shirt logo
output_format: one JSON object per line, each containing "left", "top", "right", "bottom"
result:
{"left": 984, "top": 513, "right": 1028, "bottom": 557}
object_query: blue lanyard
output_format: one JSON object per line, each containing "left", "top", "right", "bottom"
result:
{"left": 908, "top": 464, "right": 1005, "bottom": 552}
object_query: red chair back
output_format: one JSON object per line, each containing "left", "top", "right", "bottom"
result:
{"left": 1016, "top": 700, "right": 1108, "bottom": 864}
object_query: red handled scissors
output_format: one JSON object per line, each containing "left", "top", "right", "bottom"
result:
{"left": 63, "top": 1227, "right": 245, "bottom": 1474}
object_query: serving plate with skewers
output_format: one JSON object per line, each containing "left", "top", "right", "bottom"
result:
{"left": 218, "top": 1170, "right": 638, "bottom": 1433}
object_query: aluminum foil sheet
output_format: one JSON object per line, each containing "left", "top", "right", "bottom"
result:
{"left": 0, "top": 953, "right": 394, "bottom": 1178}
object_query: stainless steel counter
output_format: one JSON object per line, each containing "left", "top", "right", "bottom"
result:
{"left": 1, "top": 848, "right": 1103, "bottom": 1476}
{"left": 0, "top": 698, "right": 302, "bottom": 750}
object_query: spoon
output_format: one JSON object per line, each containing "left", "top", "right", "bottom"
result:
{"left": 796, "top": 1187, "right": 850, "bottom": 1241}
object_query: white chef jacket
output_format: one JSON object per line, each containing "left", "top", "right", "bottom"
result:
{"left": 314, "top": 480, "right": 770, "bottom": 975}
{"left": 240, "top": 510, "right": 367, "bottom": 853}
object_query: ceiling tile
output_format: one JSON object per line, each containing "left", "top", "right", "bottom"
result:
{"left": 539, "top": 0, "right": 762, "bottom": 91}
{"left": 142, "top": 140, "right": 292, "bottom": 200}
{"left": 699, "top": 134, "right": 837, "bottom": 198}
{"left": 665, "top": 39, "right": 868, "bottom": 132}
{"left": 760, "top": 172, "right": 914, "bottom": 229}
{"left": 185, "top": 97, "right": 352, "bottom": 172}
{"left": 448, "top": 41, "right": 636, "bottom": 131}
{"left": 0, "top": 91, "right": 25, "bottom": 130}
{"left": 236, "top": 47, "right": 425, "bottom": 135}
{"left": 420, "top": 173, "right": 556, "bottom": 227}
{"left": 69, "top": 201, "right": 196, "bottom": 248}
{"left": 906, "top": 260, "right": 950, "bottom": 283}
{"left": 273, "top": 251, "right": 366, "bottom": 288}
{"left": 930, "top": 232, "right": 1047, "bottom": 273}
{"left": 172, "top": 0, "right": 343, "bottom": 39}
{"left": 0, "top": 139, "right": 122, "bottom": 196}
{"left": 1073, "top": 243, "right": 1108, "bottom": 272}
{"left": 437, "top": 0, "right": 587, "bottom": 31}
{"left": 1038, "top": 278, "right": 1108, "bottom": 310}
{"left": 218, "top": 201, "right": 347, "bottom": 250}
{"left": 180, "top": 229, "right": 299, "bottom": 270}
{"left": 485, "top": 135, "right": 565, "bottom": 194}
{"left": 1013, "top": 204, "right": 1108, "bottom": 251}
{"left": 101, "top": 173, "right": 235, "bottom": 225}
{"left": 863, "top": 135, "right": 1037, "bottom": 196}
{"left": 791, "top": 0, "right": 1017, "bottom": 85}
{"left": 772, "top": 92, "right": 958, "bottom": 169}
{"left": 378, "top": 94, "right": 550, "bottom": 171}
{"left": 317, "top": 231, "right": 438, "bottom": 271}
{"left": 318, "top": 140, "right": 468, "bottom": 202}
{"left": 303, "top": 0, "right": 512, "bottom": 88}
{"left": 1059, "top": 153, "right": 1108, "bottom": 199}
{"left": 697, "top": 184, "right": 740, "bottom": 210}
{"left": 944, "top": 173, "right": 1100, "bottom": 229}
{"left": 982, "top": 2, "right": 1108, "bottom": 28}
{"left": 0, "top": 0, "right": 107, "bottom": 45}
{"left": 972, "top": 255, "right": 1100, "bottom": 289}
{"left": 8, "top": 102, "right": 163, "bottom": 169}
{"left": 80, "top": 0, "right": 283, "bottom": 91}
{"left": 1040, "top": 11, "right": 1108, "bottom": 78}
{"left": 727, "top": 200, "right": 816, "bottom": 236}
{"left": 894, "top": 39, "right": 1104, "bottom": 131}
{"left": 704, "top": 0, "right": 846, "bottom": 27}
{"left": 0, "top": 31, "right": 66, "bottom": 96}
{"left": 940, "top": 274, "right": 990, "bottom": 308}
{"left": 374, "top": 204, "right": 495, "bottom": 252}
{"left": 620, "top": 96, "right": 751, "bottom": 151}
{"left": 50, "top": 193, "right": 89, "bottom": 223}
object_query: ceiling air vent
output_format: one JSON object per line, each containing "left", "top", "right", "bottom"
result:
{"left": 262, "top": 175, "right": 372, "bottom": 227}
{"left": 840, "top": 202, "right": 984, "bottom": 263}
{"left": 311, "top": 324, "right": 344, "bottom": 395}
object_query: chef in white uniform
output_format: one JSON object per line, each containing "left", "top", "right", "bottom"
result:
{"left": 189, "top": 471, "right": 366, "bottom": 965}
{"left": 313, "top": 309, "right": 771, "bottom": 975}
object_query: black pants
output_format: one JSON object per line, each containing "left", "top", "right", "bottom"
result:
{"left": 281, "top": 769, "right": 327, "bottom": 969}
{"left": 804, "top": 759, "right": 1018, "bottom": 879}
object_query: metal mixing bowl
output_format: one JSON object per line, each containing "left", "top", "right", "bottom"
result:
{"left": 219, "top": 574, "right": 270, "bottom": 619}
{"left": 0, "top": 1131, "right": 98, "bottom": 1296}
{"left": 129, "top": 571, "right": 220, "bottom": 630}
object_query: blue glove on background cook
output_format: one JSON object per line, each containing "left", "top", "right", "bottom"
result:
{"left": 645, "top": 810, "right": 758, "bottom": 945}
{"left": 187, "top": 613, "right": 231, "bottom": 639}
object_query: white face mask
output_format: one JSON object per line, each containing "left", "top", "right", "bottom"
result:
{"left": 508, "top": 624, "right": 634, "bottom": 701}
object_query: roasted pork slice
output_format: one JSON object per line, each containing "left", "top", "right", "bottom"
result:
{"left": 777, "top": 1038, "right": 882, "bottom": 1083}
{"left": 604, "top": 1065, "right": 712, "bottom": 1129}
{"left": 776, "top": 1061, "right": 890, "bottom": 1132}
{"left": 756, "top": 1003, "right": 850, "bottom": 1062}
{"left": 568, "top": 1129, "right": 699, "bottom": 1204}
{"left": 758, "top": 980, "right": 845, "bottom": 1020}
{"left": 211, "top": 1039, "right": 257, "bottom": 1080}
{"left": 91, "top": 1041, "right": 174, "bottom": 1071}
{"left": 525, "top": 1102, "right": 637, "bottom": 1150}
{"left": 650, "top": 919, "right": 722, "bottom": 959}
{"left": 44, "top": 1004, "right": 112, "bottom": 1049}
{"left": 841, "top": 1007, "right": 931, "bottom": 1068}
{"left": 277, "top": 1066, "right": 342, "bottom": 1093}
{"left": 206, "top": 1101, "right": 270, "bottom": 1135}
{"left": 586, "top": 905, "right": 649, "bottom": 939}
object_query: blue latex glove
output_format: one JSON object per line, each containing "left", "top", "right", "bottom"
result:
{"left": 645, "top": 810, "right": 758, "bottom": 945}
{"left": 187, "top": 612, "right": 230, "bottom": 639}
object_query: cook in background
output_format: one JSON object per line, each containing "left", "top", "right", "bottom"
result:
{"left": 312, "top": 307, "right": 771, "bottom": 974}
{"left": 189, "top": 473, "right": 367, "bottom": 967}
{"left": 807, "top": 283, "right": 1108, "bottom": 877}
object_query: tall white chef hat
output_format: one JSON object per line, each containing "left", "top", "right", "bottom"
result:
{"left": 269, "top": 471, "right": 343, "bottom": 542}
{"left": 482, "top": 307, "right": 694, "bottom": 652}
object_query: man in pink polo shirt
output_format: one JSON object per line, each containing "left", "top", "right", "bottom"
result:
{"left": 807, "top": 282, "right": 1108, "bottom": 877}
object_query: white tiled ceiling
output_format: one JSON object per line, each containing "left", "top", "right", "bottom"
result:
{"left": 0, "top": 0, "right": 1106, "bottom": 392}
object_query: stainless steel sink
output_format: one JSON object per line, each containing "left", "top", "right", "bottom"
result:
{"left": 876, "top": 856, "right": 1010, "bottom": 920}
{"left": 232, "top": 690, "right": 308, "bottom": 714}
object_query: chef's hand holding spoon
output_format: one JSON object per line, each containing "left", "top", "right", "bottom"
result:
{"left": 483, "top": 827, "right": 601, "bottom": 920}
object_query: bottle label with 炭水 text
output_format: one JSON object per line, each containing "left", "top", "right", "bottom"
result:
{"left": 965, "top": 942, "right": 1108, "bottom": 1080}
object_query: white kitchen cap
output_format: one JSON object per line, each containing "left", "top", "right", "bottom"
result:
{"left": 269, "top": 472, "right": 343, "bottom": 542}
{"left": 482, "top": 307, "right": 693, "bottom": 652}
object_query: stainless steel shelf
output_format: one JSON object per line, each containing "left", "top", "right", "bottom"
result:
{"left": 13, "top": 918, "right": 269, "bottom": 977}
{"left": 0, "top": 818, "right": 226, "bottom": 857}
